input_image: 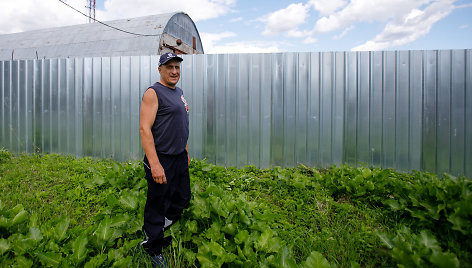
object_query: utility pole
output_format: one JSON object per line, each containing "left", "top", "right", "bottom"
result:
{"left": 85, "top": 0, "right": 96, "bottom": 23}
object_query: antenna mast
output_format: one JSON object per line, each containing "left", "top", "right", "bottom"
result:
{"left": 85, "top": 0, "right": 96, "bottom": 23}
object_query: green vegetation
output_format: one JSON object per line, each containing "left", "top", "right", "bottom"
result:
{"left": 0, "top": 149, "right": 470, "bottom": 267}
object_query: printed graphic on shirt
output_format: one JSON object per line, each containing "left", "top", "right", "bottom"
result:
{"left": 181, "top": 95, "right": 189, "bottom": 113}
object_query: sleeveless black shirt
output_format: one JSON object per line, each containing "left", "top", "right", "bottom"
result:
{"left": 148, "top": 82, "right": 189, "bottom": 155}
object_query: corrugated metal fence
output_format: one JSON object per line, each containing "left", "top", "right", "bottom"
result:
{"left": 1, "top": 50, "right": 471, "bottom": 177}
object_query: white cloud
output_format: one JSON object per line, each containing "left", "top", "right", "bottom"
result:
{"left": 303, "top": 37, "right": 317, "bottom": 44}
{"left": 0, "top": 0, "right": 85, "bottom": 34}
{"left": 257, "top": 0, "right": 455, "bottom": 51}
{"left": 200, "top": 31, "right": 281, "bottom": 54}
{"left": 99, "top": 0, "right": 236, "bottom": 21}
{"left": 260, "top": 3, "right": 309, "bottom": 36}
{"left": 313, "top": 0, "right": 432, "bottom": 33}
{"left": 307, "top": 0, "right": 348, "bottom": 16}
{"left": 200, "top": 31, "right": 236, "bottom": 51}
{"left": 352, "top": 0, "right": 456, "bottom": 51}
{"left": 333, "top": 25, "right": 354, "bottom": 40}
{"left": 0, "top": 0, "right": 236, "bottom": 34}
{"left": 230, "top": 17, "right": 244, "bottom": 23}
{"left": 206, "top": 41, "right": 282, "bottom": 54}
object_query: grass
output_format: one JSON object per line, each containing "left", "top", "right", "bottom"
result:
{"left": 0, "top": 152, "right": 113, "bottom": 226}
{"left": 1, "top": 149, "right": 470, "bottom": 267}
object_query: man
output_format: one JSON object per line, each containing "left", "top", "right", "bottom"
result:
{"left": 139, "top": 53, "right": 191, "bottom": 267}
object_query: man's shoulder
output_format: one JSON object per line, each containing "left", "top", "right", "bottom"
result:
{"left": 149, "top": 82, "right": 162, "bottom": 89}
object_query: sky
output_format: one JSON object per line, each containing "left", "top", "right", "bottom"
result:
{"left": 0, "top": 0, "right": 471, "bottom": 54}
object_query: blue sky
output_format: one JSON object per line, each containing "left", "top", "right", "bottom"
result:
{"left": 1, "top": 0, "right": 471, "bottom": 54}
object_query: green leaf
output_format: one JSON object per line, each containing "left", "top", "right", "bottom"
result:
{"left": 107, "top": 248, "right": 123, "bottom": 263}
{"left": 418, "top": 230, "right": 440, "bottom": 251}
{"left": 383, "top": 199, "right": 402, "bottom": 211}
{"left": 84, "top": 253, "right": 107, "bottom": 268}
{"left": 350, "top": 261, "right": 361, "bottom": 268}
{"left": 126, "top": 219, "right": 142, "bottom": 234}
{"left": 118, "top": 193, "right": 138, "bottom": 210}
{"left": 112, "top": 255, "right": 133, "bottom": 267}
{"left": 447, "top": 213, "right": 469, "bottom": 235}
{"left": 192, "top": 195, "right": 211, "bottom": 220}
{"left": 234, "top": 230, "right": 249, "bottom": 245}
{"left": 302, "top": 251, "right": 331, "bottom": 268}
{"left": 196, "top": 254, "right": 218, "bottom": 268}
{"left": 377, "top": 232, "right": 394, "bottom": 249}
{"left": 210, "top": 196, "right": 229, "bottom": 218}
{"left": 92, "top": 175, "right": 105, "bottom": 186}
{"left": 202, "top": 165, "right": 213, "bottom": 172}
{"left": 110, "top": 213, "right": 130, "bottom": 228}
{"left": 185, "top": 220, "right": 198, "bottom": 233}
{"left": 256, "top": 229, "right": 280, "bottom": 253}
{"left": 273, "top": 247, "right": 298, "bottom": 268}
{"left": 47, "top": 240, "right": 60, "bottom": 253}
{"left": 0, "top": 238, "right": 10, "bottom": 255}
{"left": 182, "top": 248, "right": 196, "bottom": 266}
{"left": 11, "top": 209, "right": 28, "bottom": 226}
{"left": 238, "top": 209, "right": 251, "bottom": 226}
{"left": 106, "top": 194, "right": 120, "bottom": 207}
{"left": 221, "top": 223, "right": 236, "bottom": 236}
{"left": 54, "top": 217, "right": 70, "bottom": 242}
{"left": 242, "top": 243, "right": 257, "bottom": 261}
{"left": 35, "top": 252, "right": 62, "bottom": 267}
{"left": 236, "top": 246, "right": 247, "bottom": 261}
{"left": 93, "top": 218, "right": 114, "bottom": 248}
{"left": 205, "top": 222, "right": 223, "bottom": 241}
{"left": 12, "top": 256, "right": 33, "bottom": 268}
{"left": 28, "top": 212, "right": 39, "bottom": 228}
{"left": 208, "top": 241, "right": 226, "bottom": 258}
{"left": 0, "top": 216, "right": 8, "bottom": 228}
{"left": 197, "top": 241, "right": 225, "bottom": 267}
{"left": 429, "top": 251, "right": 459, "bottom": 268}
{"left": 28, "top": 227, "right": 42, "bottom": 242}
{"left": 71, "top": 235, "right": 88, "bottom": 263}
{"left": 10, "top": 234, "right": 31, "bottom": 255}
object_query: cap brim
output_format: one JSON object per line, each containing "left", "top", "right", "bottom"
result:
{"left": 159, "top": 56, "right": 183, "bottom": 66}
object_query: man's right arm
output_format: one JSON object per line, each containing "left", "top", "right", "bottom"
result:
{"left": 139, "top": 89, "right": 167, "bottom": 184}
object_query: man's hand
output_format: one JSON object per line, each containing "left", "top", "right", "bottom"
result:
{"left": 151, "top": 163, "right": 167, "bottom": 184}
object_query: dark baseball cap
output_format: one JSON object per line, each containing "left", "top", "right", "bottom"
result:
{"left": 159, "top": 52, "right": 183, "bottom": 66}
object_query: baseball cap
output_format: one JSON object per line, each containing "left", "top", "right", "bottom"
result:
{"left": 159, "top": 53, "right": 183, "bottom": 66}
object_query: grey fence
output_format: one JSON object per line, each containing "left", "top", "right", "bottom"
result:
{"left": 1, "top": 50, "right": 471, "bottom": 178}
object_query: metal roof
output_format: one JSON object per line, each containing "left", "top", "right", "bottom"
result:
{"left": 0, "top": 12, "right": 203, "bottom": 60}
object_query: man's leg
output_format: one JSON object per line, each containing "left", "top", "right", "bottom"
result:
{"left": 164, "top": 152, "right": 191, "bottom": 224}
{"left": 142, "top": 154, "right": 175, "bottom": 255}
{"left": 142, "top": 176, "right": 168, "bottom": 255}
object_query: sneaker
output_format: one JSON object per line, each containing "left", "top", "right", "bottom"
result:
{"left": 151, "top": 254, "right": 168, "bottom": 268}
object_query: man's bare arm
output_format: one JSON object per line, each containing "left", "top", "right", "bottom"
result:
{"left": 139, "top": 89, "right": 166, "bottom": 184}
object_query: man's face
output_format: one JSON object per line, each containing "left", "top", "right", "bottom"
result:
{"left": 159, "top": 59, "right": 181, "bottom": 88}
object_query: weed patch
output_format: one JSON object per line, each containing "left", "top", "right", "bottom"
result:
{"left": 0, "top": 152, "right": 470, "bottom": 267}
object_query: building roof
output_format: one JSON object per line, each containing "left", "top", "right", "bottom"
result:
{"left": 0, "top": 12, "right": 203, "bottom": 60}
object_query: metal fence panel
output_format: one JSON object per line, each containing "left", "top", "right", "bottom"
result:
{"left": 450, "top": 50, "right": 466, "bottom": 175}
{"left": 345, "top": 52, "right": 357, "bottom": 164}
{"left": 466, "top": 50, "right": 472, "bottom": 177}
{"left": 1, "top": 50, "right": 471, "bottom": 178}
